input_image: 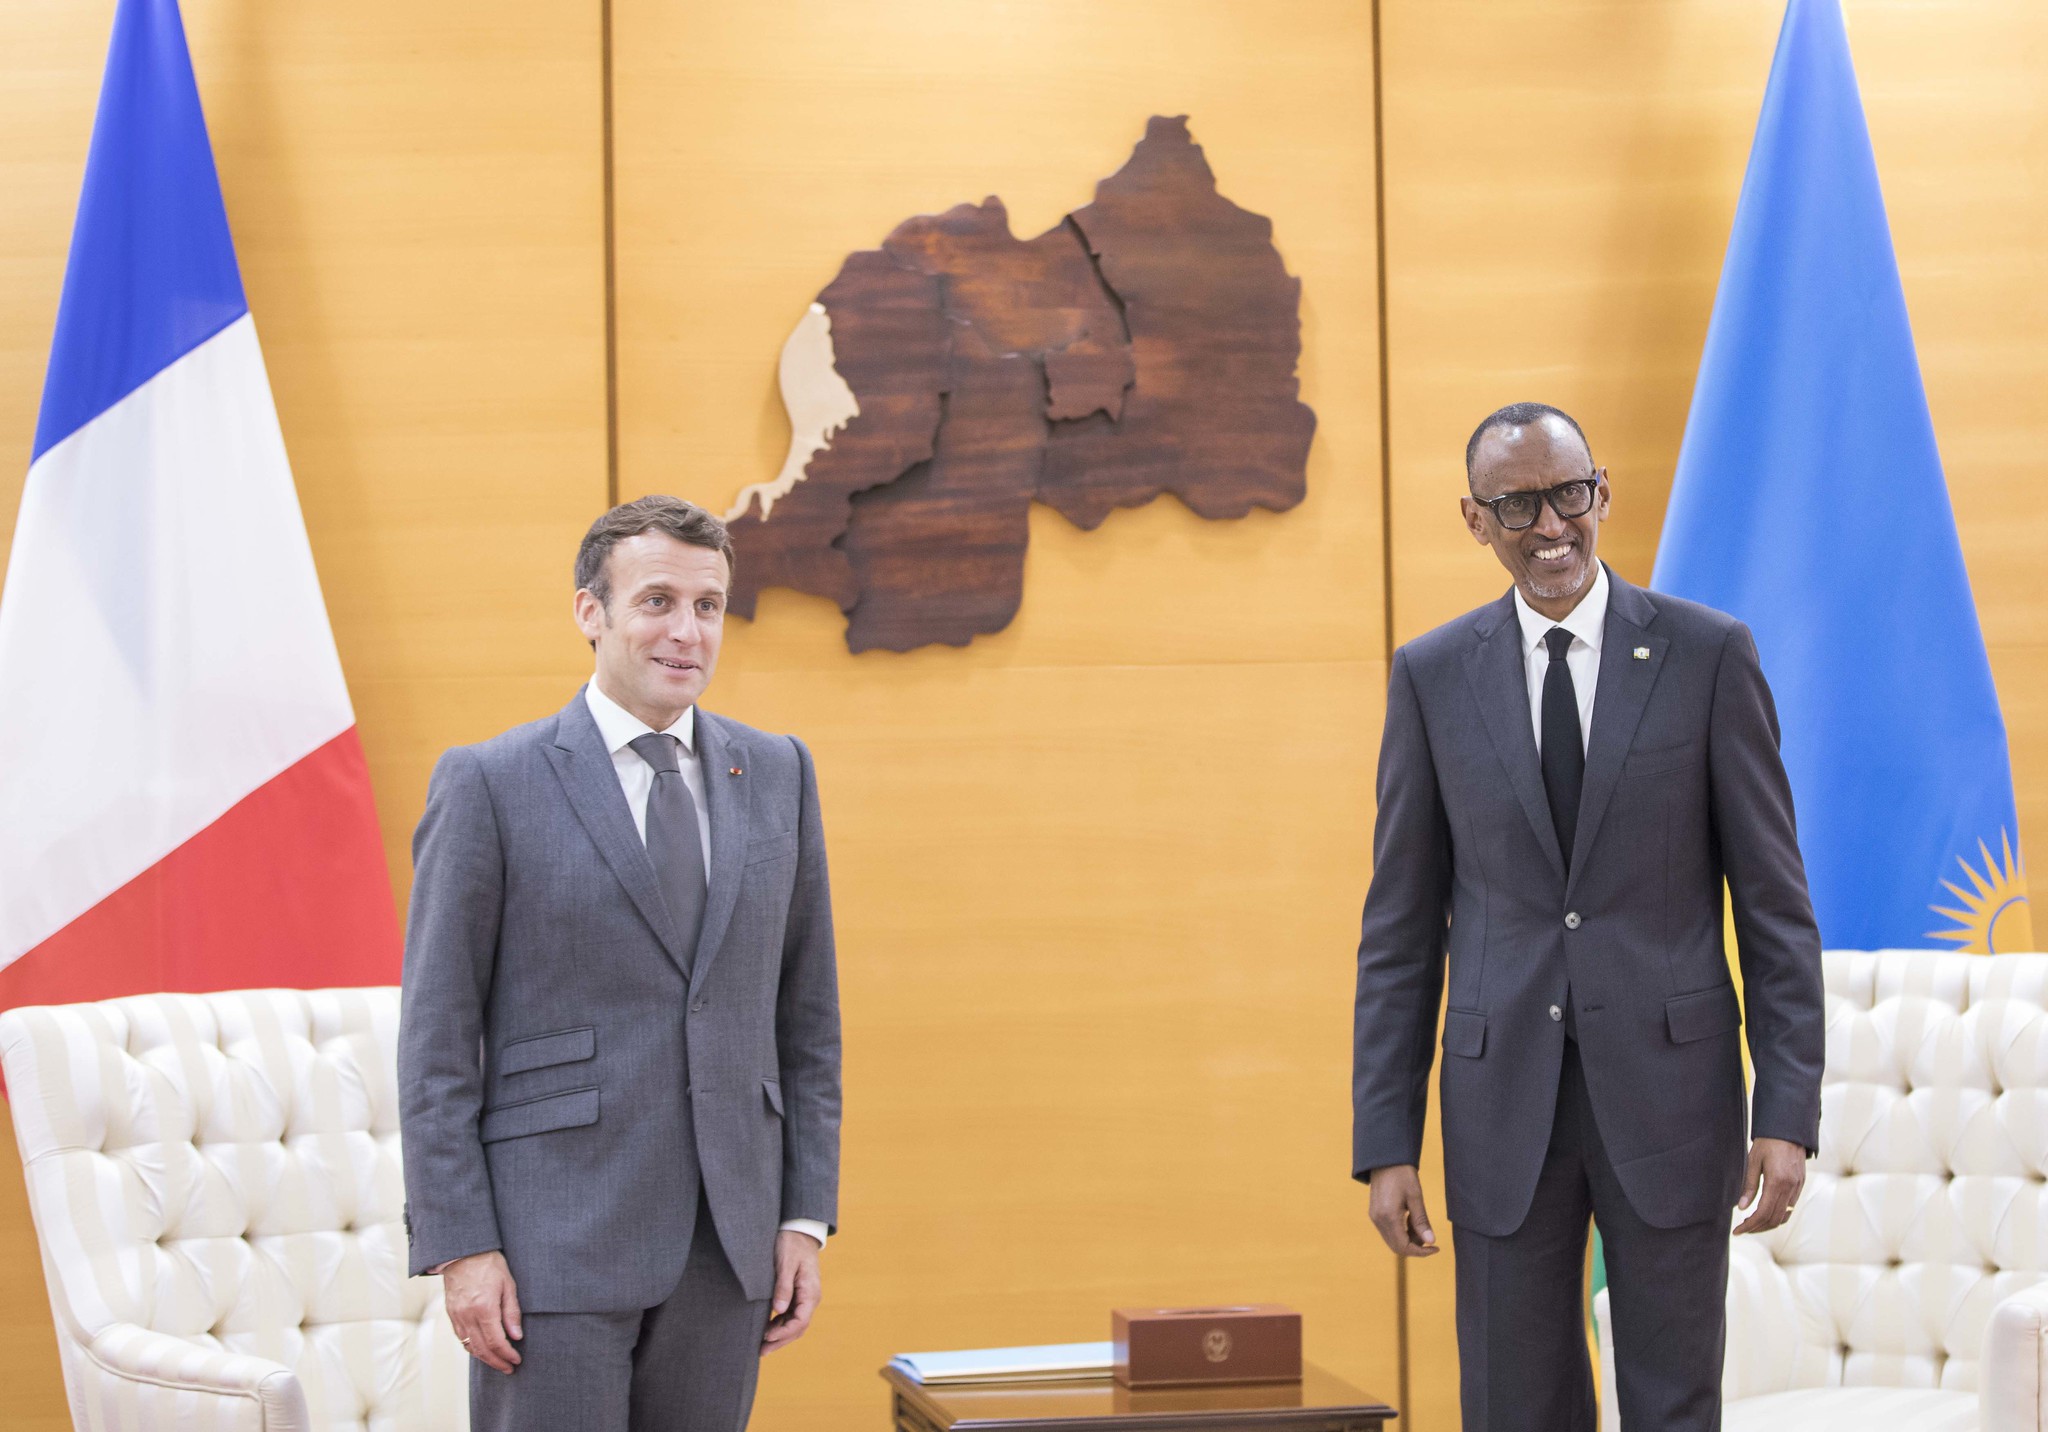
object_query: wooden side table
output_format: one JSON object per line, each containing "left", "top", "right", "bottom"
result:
{"left": 881, "top": 1363, "right": 1395, "bottom": 1431}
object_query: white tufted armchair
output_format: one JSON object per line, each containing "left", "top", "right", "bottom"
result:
{"left": 0, "top": 987, "right": 468, "bottom": 1431}
{"left": 1596, "top": 949, "right": 2048, "bottom": 1432}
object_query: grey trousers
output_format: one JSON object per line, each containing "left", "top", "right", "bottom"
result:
{"left": 471, "top": 1196, "right": 772, "bottom": 1432}
{"left": 1453, "top": 1039, "right": 1730, "bottom": 1432}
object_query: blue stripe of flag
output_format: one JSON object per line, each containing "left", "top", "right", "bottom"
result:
{"left": 33, "top": 0, "right": 247, "bottom": 463}
{"left": 1653, "top": 0, "right": 2022, "bottom": 951}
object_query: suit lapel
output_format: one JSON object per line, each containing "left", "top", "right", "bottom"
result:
{"left": 545, "top": 690, "right": 692, "bottom": 974}
{"left": 1464, "top": 593, "right": 1567, "bottom": 882}
{"left": 1567, "top": 571, "right": 1670, "bottom": 895}
{"left": 688, "top": 711, "right": 751, "bottom": 991}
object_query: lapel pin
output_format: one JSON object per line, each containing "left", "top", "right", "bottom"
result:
{"left": 1632, "top": 646, "right": 1651, "bottom": 661}
{"left": 729, "top": 766, "right": 744, "bottom": 777}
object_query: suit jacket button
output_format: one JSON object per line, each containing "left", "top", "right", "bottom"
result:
{"left": 1549, "top": 1004, "right": 1563, "bottom": 1022}
{"left": 1564, "top": 911, "right": 1582, "bottom": 929}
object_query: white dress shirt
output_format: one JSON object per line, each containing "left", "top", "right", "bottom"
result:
{"left": 1512, "top": 562, "right": 1608, "bottom": 756}
{"left": 580, "top": 679, "right": 826, "bottom": 1250}
{"left": 584, "top": 680, "right": 712, "bottom": 880}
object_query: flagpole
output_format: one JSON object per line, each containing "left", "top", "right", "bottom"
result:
{"left": 601, "top": 0, "right": 620, "bottom": 507}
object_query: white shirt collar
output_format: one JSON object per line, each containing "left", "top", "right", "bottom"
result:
{"left": 1513, "top": 561, "right": 1610, "bottom": 657}
{"left": 585, "top": 678, "right": 696, "bottom": 756}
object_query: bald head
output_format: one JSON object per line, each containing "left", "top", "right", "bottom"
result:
{"left": 1465, "top": 402, "right": 1593, "bottom": 495}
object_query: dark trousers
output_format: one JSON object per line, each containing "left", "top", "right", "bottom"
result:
{"left": 1453, "top": 1040, "right": 1729, "bottom": 1432}
{"left": 472, "top": 1195, "right": 772, "bottom": 1432}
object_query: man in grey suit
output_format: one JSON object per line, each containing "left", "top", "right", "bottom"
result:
{"left": 399, "top": 495, "right": 841, "bottom": 1431}
{"left": 1352, "top": 404, "right": 1824, "bottom": 1431}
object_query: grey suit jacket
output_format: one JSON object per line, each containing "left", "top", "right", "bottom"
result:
{"left": 398, "top": 689, "right": 841, "bottom": 1311}
{"left": 1352, "top": 568, "right": 1823, "bottom": 1237}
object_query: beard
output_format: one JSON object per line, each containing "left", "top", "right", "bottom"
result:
{"left": 1521, "top": 556, "right": 1590, "bottom": 602}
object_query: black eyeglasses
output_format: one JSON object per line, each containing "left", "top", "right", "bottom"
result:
{"left": 1471, "top": 475, "right": 1601, "bottom": 531}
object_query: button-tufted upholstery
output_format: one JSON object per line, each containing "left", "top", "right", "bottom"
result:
{"left": 1596, "top": 950, "right": 2048, "bottom": 1432}
{"left": 0, "top": 987, "right": 467, "bottom": 1432}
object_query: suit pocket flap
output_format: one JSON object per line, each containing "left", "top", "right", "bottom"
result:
{"left": 746, "top": 832, "right": 797, "bottom": 866}
{"left": 1442, "top": 1008, "right": 1487, "bottom": 1058}
{"left": 763, "top": 1079, "right": 785, "bottom": 1116}
{"left": 480, "top": 1087, "right": 599, "bottom": 1143}
{"left": 1625, "top": 740, "right": 1702, "bottom": 777}
{"left": 1666, "top": 985, "right": 1742, "bottom": 1044}
{"left": 499, "top": 1026, "right": 595, "bottom": 1075}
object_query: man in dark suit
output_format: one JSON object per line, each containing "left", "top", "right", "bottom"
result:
{"left": 399, "top": 496, "right": 841, "bottom": 1431}
{"left": 1352, "top": 404, "right": 1824, "bottom": 1431}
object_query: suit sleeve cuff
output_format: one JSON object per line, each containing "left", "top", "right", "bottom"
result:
{"left": 780, "top": 1218, "right": 829, "bottom": 1248}
{"left": 409, "top": 1238, "right": 501, "bottom": 1279}
{"left": 1751, "top": 1096, "right": 1821, "bottom": 1155}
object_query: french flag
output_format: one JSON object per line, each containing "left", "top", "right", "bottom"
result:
{"left": 0, "top": 0, "right": 399, "bottom": 1011}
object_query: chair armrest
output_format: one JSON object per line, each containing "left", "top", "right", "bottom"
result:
{"left": 1981, "top": 1280, "right": 2048, "bottom": 1432}
{"left": 77, "top": 1323, "right": 309, "bottom": 1432}
{"left": 1721, "top": 1236, "right": 1813, "bottom": 1401}
{"left": 1594, "top": 1287, "right": 1620, "bottom": 1432}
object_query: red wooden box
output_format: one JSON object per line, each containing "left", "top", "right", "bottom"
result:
{"left": 1112, "top": 1305, "right": 1303, "bottom": 1388}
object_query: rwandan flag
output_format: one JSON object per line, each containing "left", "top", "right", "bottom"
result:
{"left": 1652, "top": 0, "right": 2030, "bottom": 955}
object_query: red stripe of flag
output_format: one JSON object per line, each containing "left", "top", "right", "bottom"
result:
{"left": 0, "top": 728, "right": 399, "bottom": 1011}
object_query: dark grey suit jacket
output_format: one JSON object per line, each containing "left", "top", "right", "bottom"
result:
{"left": 398, "top": 689, "right": 841, "bottom": 1311}
{"left": 1352, "top": 568, "right": 1823, "bottom": 1237}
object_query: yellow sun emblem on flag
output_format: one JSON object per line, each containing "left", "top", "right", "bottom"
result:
{"left": 1928, "top": 830, "right": 2034, "bottom": 954}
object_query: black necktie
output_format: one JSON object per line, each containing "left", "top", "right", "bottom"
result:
{"left": 628, "top": 732, "right": 708, "bottom": 965}
{"left": 1541, "top": 627, "right": 1585, "bottom": 871}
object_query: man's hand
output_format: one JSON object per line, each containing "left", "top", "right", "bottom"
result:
{"left": 1734, "top": 1136, "right": 1807, "bottom": 1235}
{"left": 761, "top": 1229, "right": 823, "bottom": 1355}
{"left": 443, "top": 1251, "right": 523, "bottom": 1373}
{"left": 1367, "top": 1165, "right": 1440, "bottom": 1258}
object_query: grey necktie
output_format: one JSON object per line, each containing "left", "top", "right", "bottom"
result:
{"left": 628, "top": 732, "right": 707, "bottom": 965}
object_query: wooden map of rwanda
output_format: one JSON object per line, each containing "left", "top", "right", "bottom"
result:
{"left": 725, "top": 116, "right": 1315, "bottom": 653}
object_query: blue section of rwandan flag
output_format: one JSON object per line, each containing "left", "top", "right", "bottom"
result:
{"left": 1653, "top": 0, "right": 2030, "bottom": 953}
{"left": 33, "top": 0, "right": 246, "bottom": 462}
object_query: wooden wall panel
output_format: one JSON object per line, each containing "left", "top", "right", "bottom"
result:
{"left": 0, "top": 0, "right": 607, "bottom": 1422}
{"left": 1379, "top": 3, "right": 2048, "bottom": 1427}
{"left": 610, "top": 1, "right": 1392, "bottom": 1425}
{"left": 1381, "top": 0, "right": 1782, "bottom": 641}
{"left": 185, "top": 0, "right": 611, "bottom": 905}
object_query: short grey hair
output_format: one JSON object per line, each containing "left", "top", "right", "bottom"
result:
{"left": 574, "top": 495, "right": 736, "bottom": 609}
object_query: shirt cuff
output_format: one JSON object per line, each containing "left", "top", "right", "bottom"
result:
{"left": 780, "top": 1218, "right": 828, "bottom": 1248}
